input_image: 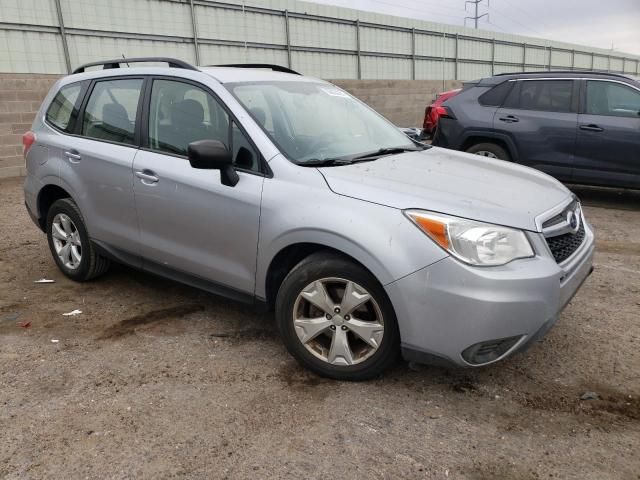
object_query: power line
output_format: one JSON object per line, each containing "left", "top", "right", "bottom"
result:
{"left": 368, "top": 0, "right": 464, "bottom": 22}
{"left": 465, "top": 0, "right": 489, "bottom": 29}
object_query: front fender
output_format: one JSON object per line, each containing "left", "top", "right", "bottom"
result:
{"left": 255, "top": 157, "right": 448, "bottom": 299}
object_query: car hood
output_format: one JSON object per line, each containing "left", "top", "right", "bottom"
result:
{"left": 318, "top": 147, "right": 571, "bottom": 231}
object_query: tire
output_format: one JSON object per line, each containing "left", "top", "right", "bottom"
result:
{"left": 46, "top": 198, "right": 110, "bottom": 281}
{"left": 466, "top": 142, "right": 510, "bottom": 161}
{"left": 275, "top": 251, "right": 400, "bottom": 381}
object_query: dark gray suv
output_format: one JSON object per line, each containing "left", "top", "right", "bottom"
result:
{"left": 433, "top": 71, "right": 640, "bottom": 189}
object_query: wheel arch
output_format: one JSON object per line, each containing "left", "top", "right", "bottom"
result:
{"left": 36, "top": 181, "right": 76, "bottom": 230}
{"left": 263, "top": 241, "right": 388, "bottom": 311}
{"left": 460, "top": 132, "right": 518, "bottom": 162}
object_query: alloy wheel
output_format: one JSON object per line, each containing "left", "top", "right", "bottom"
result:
{"left": 292, "top": 277, "right": 384, "bottom": 366}
{"left": 474, "top": 150, "right": 498, "bottom": 158}
{"left": 51, "top": 213, "right": 82, "bottom": 270}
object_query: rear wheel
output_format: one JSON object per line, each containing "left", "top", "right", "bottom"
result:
{"left": 46, "top": 198, "right": 110, "bottom": 281}
{"left": 275, "top": 252, "right": 399, "bottom": 381}
{"left": 466, "top": 142, "right": 510, "bottom": 161}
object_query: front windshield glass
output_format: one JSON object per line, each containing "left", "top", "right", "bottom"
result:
{"left": 226, "top": 81, "right": 417, "bottom": 163}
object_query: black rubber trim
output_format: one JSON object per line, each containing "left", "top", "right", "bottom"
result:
{"left": 25, "top": 201, "right": 44, "bottom": 231}
{"left": 401, "top": 345, "right": 459, "bottom": 368}
{"left": 92, "top": 240, "right": 257, "bottom": 305}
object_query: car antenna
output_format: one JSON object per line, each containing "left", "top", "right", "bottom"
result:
{"left": 122, "top": 54, "right": 130, "bottom": 67}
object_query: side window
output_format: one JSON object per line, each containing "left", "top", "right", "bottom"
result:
{"left": 46, "top": 83, "right": 82, "bottom": 132}
{"left": 586, "top": 81, "right": 640, "bottom": 118}
{"left": 148, "top": 79, "right": 262, "bottom": 173}
{"left": 478, "top": 81, "right": 514, "bottom": 106}
{"left": 82, "top": 79, "right": 143, "bottom": 145}
{"left": 148, "top": 79, "right": 229, "bottom": 156}
{"left": 504, "top": 80, "right": 573, "bottom": 112}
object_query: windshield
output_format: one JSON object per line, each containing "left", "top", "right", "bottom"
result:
{"left": 226, "top": 81, "right": 418, "bottom": 164}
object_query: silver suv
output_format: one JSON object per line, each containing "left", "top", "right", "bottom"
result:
{"left": 23, "top": 58, "right": 594, "bottom": 380}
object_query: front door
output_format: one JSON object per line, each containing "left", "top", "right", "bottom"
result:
{"left": 132, "top": 78, "right": 264, "bottom": 296}
{"left": 574, "top": 79, "right": 640, "bottom": 188}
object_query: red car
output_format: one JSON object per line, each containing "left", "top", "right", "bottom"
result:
{"left": 423, "top": 88, "right": 461, "bottom": 136}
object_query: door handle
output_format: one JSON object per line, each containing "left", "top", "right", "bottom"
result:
{"left": 64, "top": 150, "right": 81, "bottom": 163}
{"left": 579, "top": 124, "right": 604, "bottom": 132}
{"left": 135, "top": 170, "right": 159, "bottom": 184}
{"left": 498, "top": 115, "right": 519, "bottom": 123}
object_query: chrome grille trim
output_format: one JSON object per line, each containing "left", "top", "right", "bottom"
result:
{"left": 539, "top": 199, "right": 587, "bottom": 264}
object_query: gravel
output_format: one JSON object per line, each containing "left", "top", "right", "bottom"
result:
{"left": 1, "top": 177, "right": 639, "bottom": 479}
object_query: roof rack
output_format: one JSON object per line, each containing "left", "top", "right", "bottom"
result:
{"left": 493, "top": 70, "right": 632, "bottom": 79}
{"left": 212, "top": 63, "right": 301, "bottom": 75}
{"left": 72, "top": 57, "right": 198, "bottom": 74}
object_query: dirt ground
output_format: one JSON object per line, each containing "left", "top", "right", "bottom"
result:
{"left": 1, "top": 176, "right": 639, "bottom": 479}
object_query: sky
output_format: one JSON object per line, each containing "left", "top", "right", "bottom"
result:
{"left": 311, "top": 0, "right": 640, "bottom": 56}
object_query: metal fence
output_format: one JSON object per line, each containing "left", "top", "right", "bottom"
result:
{"left": 1, "top": 0, "right": 639, "bottom": 79}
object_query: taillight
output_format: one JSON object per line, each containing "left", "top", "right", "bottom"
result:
{"left": 434, "top": 106, "right": 456, "bottom": 120}
{"left": 22, "top": 131, "right": 36, "bottom": 159}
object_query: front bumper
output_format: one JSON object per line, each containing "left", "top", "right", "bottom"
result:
{"left": 386, "top": 222, "right": 595, "bottom": 367}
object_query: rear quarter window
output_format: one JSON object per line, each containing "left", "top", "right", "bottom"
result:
{"left": 46, "top": 83, "right": 83, "bottom": 132}
{"left": 478, "top": 81, "right": 514, "bottom": 106}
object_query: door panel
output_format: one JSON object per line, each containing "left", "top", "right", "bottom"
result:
{"left": 133, "top": 77, "right": 264, "bottom": 295}
{"left": 60, "top": 77, "right": 143, "bottom": 255}
{"left": 59, "top": 137, "right": 139, "bottom": 254}
{"left": 574, "top": 80, "right": 640, "bottom": 188}
{"left": 494, "top": 79, "right": 578, "bottom": 181}
{"left": 132, "top": 151, "right": 263, "bottom": 294}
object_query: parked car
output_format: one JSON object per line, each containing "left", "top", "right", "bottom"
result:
{"left": 24, "top": 58, "right": 594, "bottom": 380}
{"left": 423, "top": 88, "right": 461, "bottom": 135}
{"left": 433, "top": 71, "right": 640, "bottom": 189}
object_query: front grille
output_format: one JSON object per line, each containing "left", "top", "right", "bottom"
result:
{"left": 546, "top": 222, "right": 585, "bottom": 263}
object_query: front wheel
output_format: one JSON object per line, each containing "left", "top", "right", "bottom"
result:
{"left": 466, "top": 142, "right": 510, "bottom": 161}
{"left": 275, "top": 252, "right": 400, "bottom": 381}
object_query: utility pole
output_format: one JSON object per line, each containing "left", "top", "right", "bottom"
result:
{"left": 465, "top": 0, "right": 488, "bottom": 29}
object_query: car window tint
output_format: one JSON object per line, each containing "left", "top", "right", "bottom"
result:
{"left": 82, "top": 79, "right": 142, "bottom": 145}
{"left": 506, "top": 80, "right": 573, "bottom": 112}
{"left": 478, "top": 81, "right": 513, "bottom": 106}
{"left": 46, "top": 83, "right": 82, "bottom": 132}
{"left": 231, "top": 122, "right": 260, "bottom": 172}
{"left": 586, "top": 81, "right": 640, "bottom": 117}
{"left": 148, "top": 79, "right": 229, "bottom": 156}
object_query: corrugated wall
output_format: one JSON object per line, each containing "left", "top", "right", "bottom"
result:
{"left": 1, "top": 0, "right": 639, "bottom": 79}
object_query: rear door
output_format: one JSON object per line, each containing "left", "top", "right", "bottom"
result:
{"left": 573, "top": 79, "right": 640, "bottom": 188}
{"left": 132, "top": 77, "right": 264, "bottom": 297}
{"left": 60, "top": 77, "right": 144, "bottom": 257}
{"left": 493, "top": 79, "right": 578, "bottom": 181}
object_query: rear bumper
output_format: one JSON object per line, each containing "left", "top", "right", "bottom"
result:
{"left": 386, "top": 223, "right": 595, "bottom": 367}
{"left": 23, "top": 174, "right": 44, "bottom": 231}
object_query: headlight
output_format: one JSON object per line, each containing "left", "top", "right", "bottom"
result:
{"left": 405, "top": 210, "right": 534, "bottom": 266}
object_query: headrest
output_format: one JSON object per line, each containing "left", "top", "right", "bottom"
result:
{"left": 171, "top": 99, "right": 205, "bottom": 128}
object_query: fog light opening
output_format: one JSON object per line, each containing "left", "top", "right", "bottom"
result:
{"left": 462, "top": 335, "right": 523, "bottom": 365}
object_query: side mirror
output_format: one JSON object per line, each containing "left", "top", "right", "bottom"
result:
{"left": 188, "top": 140, "right": 239, "bottom": 187}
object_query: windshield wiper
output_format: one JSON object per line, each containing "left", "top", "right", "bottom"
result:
{"left": 349, "top": 146, "right": 426, "bottom": 161}
{"left": 300, "top": 158, "right": 355, "bottom": 167}
{"left": 300, "top": 144, "right": 428, "bottom": 167}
